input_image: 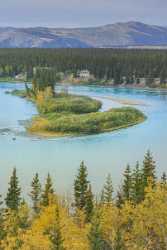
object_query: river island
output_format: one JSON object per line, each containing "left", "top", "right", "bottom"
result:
{"left": 10, "top": 82, "right": 146, "bottom": 138}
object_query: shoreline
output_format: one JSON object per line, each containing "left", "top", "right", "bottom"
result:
{"left": 71, "top": 82, "right": 167, "bottom": 92}
{"left": 93, "top": 95, "right": 148, "bottom": 106}
{"left": 1, "top": 79, "right": 167, "bottom": 92}
{"left": 105, "top": 84, "right": 167, "bottom": 92}
{"left": 28, "top": 116, "right": 146, "bottom": 139}
{"left": 7, "top": 86, "right": 146, "bottom": 138}
{"left": 0, "top": 79, "right": 30, "bottom": 84}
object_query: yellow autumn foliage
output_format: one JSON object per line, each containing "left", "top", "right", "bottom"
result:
{"left": 1, "top": 182, "right": 167, "bottom": 250}
{"left": 19, "top": 203, "right": 89, "bottom": 250}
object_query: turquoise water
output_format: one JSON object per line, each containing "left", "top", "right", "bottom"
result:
{"left": 0, "top": 83, "right": 167, "bottom": 195}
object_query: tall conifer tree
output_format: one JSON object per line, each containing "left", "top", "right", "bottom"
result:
{"left": 49, "top": 206, "right": 64, "bottom": 250}
{"left": 88, "top": 211, "right": 104, "bottom": 250}
{"left": 74, "top": 161, "right": 89, "bottom": 209}
{"left": 143, "top": 150, "right": 156, "bottom": 187}
{"left": 41, "top": 173, "right": 54, "bottom": 207}
{"left": 5, "top": 168, "right": 21, "bottom": 210}
{"left": 100, "top": 189, "right": 105, "bottom": 204}
{"left": 131, "top": 162, "right": 143, "bottom": 203}
{"left": 30, "top": 173, "right": 41, "bottom": 213}
{"left": 102, "top": 173, "right": 113, "bottom": 204}
{"left": 115, "top": 190, "right": 124, "bottom": 208}
{"left": 122, "top": 165, "right": 132, "bottom": 201}
{"left": 85, "top": 184, "right": 94, "bottom": 223}
{"left": 161, "top": 172, "right": 167, "bottom": 186}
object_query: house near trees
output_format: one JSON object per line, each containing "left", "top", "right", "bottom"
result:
{"left": 77, "top": 70, "right": 91, "bottom": 80}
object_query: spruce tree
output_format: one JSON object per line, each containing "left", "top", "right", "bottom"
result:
{"left": 30, "top": 173, "right": 41, "bottom": 213}
{"left": 5, "top": 168, "right": 21, "bottom": 210}
{"left": 122, "top": 165, "right": 132, "bottom": 201}
{"left": 161, "top": 172, "right": 167, "bottom": 188}
{"left": 161, "top": 172, "right": 167, "bottom": 184}
{"left": 143, "top": 150, "right": 156, "bottom": 187}
{"left": 49, "top": 207, "right": 64, "bottom": 250}
{"left": 74, "top": 161, "right": 89, "bottom": 209}
{"left": 115, "top": 190, "right": 124, "bottom": 208}
{"left": 102, "top": 173, "right": 113, "bottom": 204}
{"left": 88, "top": 211, "right": 104, "bottom": 250}
{"left": 100, "top": 189, "right": 105, "bottom": 204}
{"left": 131, "top": 162, "right": 143, "bottom": 203}
{"left": 41, "top": 173, "right": 54, "bottom": 207}
{"left": 114, "top": 229, "right": 125, "bottom": 250}
{"left": 85, "top": 184, "right": 94, "bottom": 223}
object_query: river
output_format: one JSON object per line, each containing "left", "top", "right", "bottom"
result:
{"left": 0, "top": 83, "right": 167, "bottom": 195}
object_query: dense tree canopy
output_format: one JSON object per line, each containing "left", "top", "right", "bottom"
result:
{"left": 0, "top": 152, "right": 167, "bottom": 249}
{"left": 0, "top": 48, "right": 167, "bottom": 85}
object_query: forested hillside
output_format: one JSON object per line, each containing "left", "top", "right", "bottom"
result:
{"left": 0, "top": 48, "right": 167, "bottom": 86}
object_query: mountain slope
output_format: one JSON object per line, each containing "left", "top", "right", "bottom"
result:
{"left": 0, "top": 22, "right": 167, "bottom": 48}
{"left": 0, "top": 27, "right": 91, "bottom": 48}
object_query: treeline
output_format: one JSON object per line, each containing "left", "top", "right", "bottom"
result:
{"left": 0, "top": 48, "right": 167, "bottom": 84}
{"left": 0, "top": 151, "right": 167, "bottom": 249}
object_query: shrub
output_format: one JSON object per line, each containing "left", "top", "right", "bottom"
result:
{"left": 36, "top": 94, "right": 102, "bottom": 114}
{"left": 29, "top": 107, "right": 146, "bottom": 135}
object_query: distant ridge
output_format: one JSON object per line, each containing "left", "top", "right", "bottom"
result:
{"left": 0, "top": 21, "right": 167, "bottom": 48}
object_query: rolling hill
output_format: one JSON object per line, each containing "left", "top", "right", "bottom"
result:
{"left": 0, "top": 22, "right": 167, "bottom": 48}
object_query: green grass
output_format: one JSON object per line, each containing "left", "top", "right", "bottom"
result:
{"left": 29, "top": 107, "right": 146, "bottom": 136}
{"left": 10, "top": 88, "right": 146, "bottom": 137}
{"left": 9, "top": 89, "right": 27, "bottom": 98}
{"left": 10, "top": 90, "right": 102, "bottom": 114}
{"left": 0, "top": 77, "right": 29, "bottom": 83}
{"left": 37, "top": 93, "right": 102, "bottom": 114}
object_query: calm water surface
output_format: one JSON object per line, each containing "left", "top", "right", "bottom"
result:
{"left": 0, "top": 83, "right": 167, "bottom": 195}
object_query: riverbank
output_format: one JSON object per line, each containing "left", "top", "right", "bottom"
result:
{"left": 0, "top": 77, "right": 30, "bottom": 83}
{"left": 94, "top": 95, "right": 149, "bottom": 106}
{"left": 1, "top": 78, "right": 167, "bottom": 92}
{"left": 29, "top": 115, "right": 145, "bottom": 138}
{"left": 67, "top": 81, "right": 167, "bottom": 91}
{"left": 29, "top": 107, "right": 146, "bottom": 137}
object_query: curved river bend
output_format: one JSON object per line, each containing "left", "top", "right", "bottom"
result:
{"left": 0, "top": 83, "right": 167, "bottom": 194}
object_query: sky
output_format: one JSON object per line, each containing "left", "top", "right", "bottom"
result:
{"left": 0, "top": 0, "right": 166, "bottom": 28}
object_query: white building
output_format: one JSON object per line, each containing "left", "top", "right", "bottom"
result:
{"left": 77, "top": 70, "right": 90, "bottom": 80}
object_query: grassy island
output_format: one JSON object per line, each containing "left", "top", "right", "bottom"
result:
{"left": 10, "top": 83, "right": 146, "bottom": 137}
{"left": 29, "top": 106, "right": 145, "bottom": 137}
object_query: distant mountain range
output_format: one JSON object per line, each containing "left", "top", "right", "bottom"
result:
{"left": 0, "top": 21, "right": 167, "bottom": 48}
